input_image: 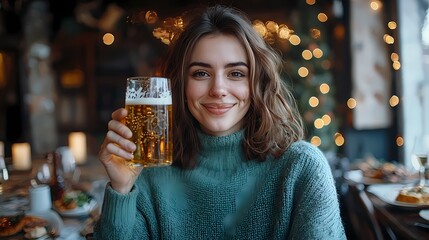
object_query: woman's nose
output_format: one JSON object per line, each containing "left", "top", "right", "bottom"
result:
{"left": 209, "top": 75, "right": 227, "bottom": 98}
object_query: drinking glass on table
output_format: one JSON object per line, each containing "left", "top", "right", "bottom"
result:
{"left": 0, "top": 156, "right": 8, "bottom": 194}
{"left": 124, "top": 76, "right": 173, "bottom": 167}
{"left": 36, "top": 162, "right": 51, "bottom": 184}
{"left": 56, "top": 146, "right": 79, "bottom": 189}
{"left": 411, "top": 135, "right": 429, "bottom": 187}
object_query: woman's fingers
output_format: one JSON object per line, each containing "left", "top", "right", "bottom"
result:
{"left": 106, "top": 129, "right": 135, "bottom": 152}
{"left": 106, "top": 141, "right": 134, "bottom": 160}
{"left": 108, "top": 119, "right": 133, "bottom": 139}
{"left": 99, "top": 129, "right": 135, "bottom": 163}
{"left": 99, "top": 108, "right": 135, "bottom": 165}
{"left": 112, "top": 108, "right": 127, "bottom": 120}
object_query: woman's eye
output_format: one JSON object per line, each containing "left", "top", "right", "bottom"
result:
{"left": 230, "top": 71, "right": 245, "bottom": 78}
{"left": 192, "top": 71, "right": 209, "bottom": 78}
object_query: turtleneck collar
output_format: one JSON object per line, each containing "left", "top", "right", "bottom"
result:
{"left": 195, "top": 130, "right": 249, "bottom": 171}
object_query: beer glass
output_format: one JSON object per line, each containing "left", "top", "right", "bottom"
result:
{"left": 124, "top": 76, "right": 173, "bottom": 167}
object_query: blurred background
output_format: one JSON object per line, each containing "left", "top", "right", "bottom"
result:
{"left": 0, "top": 0, "right": 428, "bottom": 170}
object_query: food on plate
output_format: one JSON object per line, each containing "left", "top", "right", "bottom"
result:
{"left": 0, "top": 214, "right": 48, "bottom": 238}
{"left": 53, "top": 190, "right": 92, "bottom": 211}
{"left": 395, "top": 186, "right": 429, "bottom": 204}
{"left": 357, "top": 156, "right": 408, "bottom": 182}
{"left": 24, "top": 226, "right": 48, "bottom": 239}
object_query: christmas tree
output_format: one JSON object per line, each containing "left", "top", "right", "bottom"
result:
{"left": 288, "top": 1, "right": 340, "bottom": 153}
{"left": 253, "top": 1, "right": 340, "bottom": 153}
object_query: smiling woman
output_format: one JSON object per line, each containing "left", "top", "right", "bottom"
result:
{"left": 94, "top": 4, "right": 346, "bottom": 239}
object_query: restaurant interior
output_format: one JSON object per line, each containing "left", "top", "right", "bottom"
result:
{"left": 1, "top": 0, "right": 429, "bottom": 239}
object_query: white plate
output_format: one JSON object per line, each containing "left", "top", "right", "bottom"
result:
{"left": 420, "top": 210, "right": 429, "bottom": 221}
{"left": 366, "top": 183, "right": 429, "bottom": 209}
{"left": 54, "top": 199, "right": 97, "bottom": 217}
{"left": 25, "top": 210, "right": 64, "bottom": 235}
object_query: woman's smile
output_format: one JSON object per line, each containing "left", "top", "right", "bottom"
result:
{"left": 202, "top": 103, "right": 236, "bottom": 115}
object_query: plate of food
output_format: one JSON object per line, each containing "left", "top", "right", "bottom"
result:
{"left": 344, "top": 170, "right": 386, "bottom": 185}
{"left": 53, "top": 190, "right": 97, "bottom": 217}
{"left": 367, "top": 183, "right": 429, "bottom": 209}
{"left": 0, "top": 210, "right": 63, "bottom": 239}
{"left": 350, "top": 156, "right": 411, "bottom": 184}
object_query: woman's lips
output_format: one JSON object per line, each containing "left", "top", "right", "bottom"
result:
{"left": 203, "top": 103, "right": 235, "bottom": 115}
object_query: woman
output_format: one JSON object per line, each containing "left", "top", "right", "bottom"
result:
{"left": 94, "top": 4, "right": 346, "bottom": 239}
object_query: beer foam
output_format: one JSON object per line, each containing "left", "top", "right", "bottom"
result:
{"left": 126, "top": 97, "right": 172, "bottom": 105}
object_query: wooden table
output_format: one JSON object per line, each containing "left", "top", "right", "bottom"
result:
{"left": 343, "top": 170, "right": 429, "bottom": 240}
{"left": 368, "top": 193, "right": 429, "bottom": 240}
{"left": 0, "top": 156, "right": 108, "bottom": 239}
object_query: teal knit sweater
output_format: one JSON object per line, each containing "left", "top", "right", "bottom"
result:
{"left": 94, "top": 130, "right": 346, "bottom": 239}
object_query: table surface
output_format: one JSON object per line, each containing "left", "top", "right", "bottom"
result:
{"left": 368, "top": 193, "right": 429, "bottom": 240}
{"left": 344, "top": 170, "right": 429, "bottom": 240}
{"left": 0, "top": 156, "right": 108, "bottom": 240}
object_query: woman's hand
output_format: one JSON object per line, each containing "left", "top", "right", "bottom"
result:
{"left": 99, "top": 108, "right": 142, "bottom": 194}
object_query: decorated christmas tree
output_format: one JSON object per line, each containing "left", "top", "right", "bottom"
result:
{"left": 285, "top": 2, "right": 340, "bottom": 153}
{"left": 253, "top": 1, "right": 340, "bottom": 153}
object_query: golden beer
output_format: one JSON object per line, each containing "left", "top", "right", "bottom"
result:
{"left": 125, "top": 77, "right": 173, "bottom": 167}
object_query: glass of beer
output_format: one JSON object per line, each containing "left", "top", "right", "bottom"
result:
{"left": 124, "top": 76, "right": 173, "bottom": 167}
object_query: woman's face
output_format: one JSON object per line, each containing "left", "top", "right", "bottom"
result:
{"left": 186, "top": 33, "right": 251, "bottom": 136}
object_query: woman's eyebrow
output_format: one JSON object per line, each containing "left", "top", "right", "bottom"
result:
{"left": 188, "top": 62, "right": 211, "bottom": 68}
{"left": 188, "top": 61, "right": 248, "bottom": 68}
{"left": 225, "top": 61, "right": 248, "bottom": 68}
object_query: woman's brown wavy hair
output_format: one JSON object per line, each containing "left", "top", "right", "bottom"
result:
{"left": 162, "top": 4, "right": 304, "bottom": 169}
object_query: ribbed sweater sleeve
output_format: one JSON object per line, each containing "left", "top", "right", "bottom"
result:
{"left": 284, "top": 142, "right": 345, "bottom": 239}
{"left": 93, "top": 183, "right": 148, "bottom": 239}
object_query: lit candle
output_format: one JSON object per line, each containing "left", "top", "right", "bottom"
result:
{"left": 12, "top": 142, "right": 32, "bottom": 170}
{"left": 0, "top": 141, "right": 4, "bottom": 156}
{"left": 69, "top": 132, "right": 87, "bottom": 164}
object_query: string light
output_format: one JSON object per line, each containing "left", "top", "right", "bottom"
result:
{"left": 306, "top": 0, "right": 316, "bottom": 6}
{"left": 310, "top": 28, "right": 321, "bottom": 39}
{"left": 302, "top": 50, "right": 313, "bottom": 60}
{"left": 392, "top": 61, "right": 401, "bottom": 70}
{"left": 145, "top": 11, "right": 158, "bottom": 24}
{"left": 311, "top": 136, "right": 322, "bottom": 146}
{"left": 320, "top": 83, "right": 330, "bottom": 94}
{"left": 298, "top": 67, "right": 309, "bottom": 77}
{"left": 253, "top": 20, "right": 267, "bottom": 37}
{"left": 383, "top": 34, "right": 395, "bottom": 44}
{"left": 314, "top": 118, "right": 324, "bottom": 129}
{"left": 265, "top": 21, "right": 279, "bottom": 33}
{"left": 389, "top": 95, "right": 399, "bottom": 107}
{"left": 390, "top": 52, "right": 399, "bottom": 61}
{"left": 152, "top": 16, "right": 184, "bottom": 45}
{"left": 312, "top": 48, "right": 323, "bottom": 58}
{"left": 370, "top": 0, "right": 382, "bottom": 11}
{"left": 396, "top": 136, "right": 404, "bottom": 147}
{"left": 322, "top": 114, "right": 332, "bottom": 125}
{"left": 388, "top": 21, "right": 397, "bottom": 30}
{"left": 334, "top": 133, "right": 345, "bottom": 147}
{"left": 278, "top": 24, "right": 292, "bottom": 39}
{"left": 102, "top": 33, "right": 115, "bottom": 45}
{"left": 309, "top": 96, "right": 320, "bottom": 107}
{"left": 347, "top": 98, "right": 357, "bottom": 109}
{"left": 317, "top": 13, "right": 328, "bottom": 23}
{"left": 289, "top": 35, "right": 301, "bottom": 45}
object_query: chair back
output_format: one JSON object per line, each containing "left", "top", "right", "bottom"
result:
{"left": 345, "top": 183, "right": 385, "bottom": 240}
